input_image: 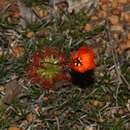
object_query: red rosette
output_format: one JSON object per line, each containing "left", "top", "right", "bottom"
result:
{"left": 27, "top": 47, "right": 69, "bottom": 89}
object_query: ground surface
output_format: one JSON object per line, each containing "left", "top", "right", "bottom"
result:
{"left": 0, "top": 0, "right": 130, "bottom": 130}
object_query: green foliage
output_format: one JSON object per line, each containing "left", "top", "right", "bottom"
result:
{"left": 24, "top": 0, "right": 47, "bottom": 6}
{"left": 0, "top": 118, "right": 10, "bottom": 129}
